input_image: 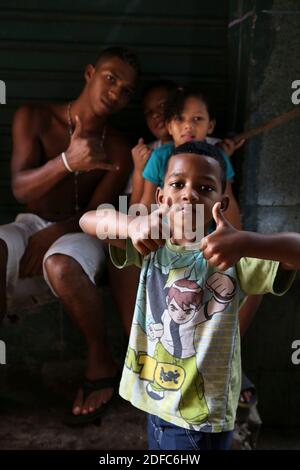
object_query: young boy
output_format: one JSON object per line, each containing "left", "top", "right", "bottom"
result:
{"left": 130, "top": 84, "right": 259, "bottom": 411}
{"left": 80, "top": 141, "right": 298, "bottom": 450}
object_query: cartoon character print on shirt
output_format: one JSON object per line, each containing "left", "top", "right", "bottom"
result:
{"left": 145, "top": 272, "right": 236, "bottom": 426}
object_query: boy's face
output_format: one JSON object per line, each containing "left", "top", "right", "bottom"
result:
{"left": 157, "top": 153, "right": 227, "bottom": 233}
{"left": 166, "top": 97, "right": 215, "bottom": 146}
{"left": 143, "top": 87, "right": 170, "bottom": 142}
{"left": 84, "top": 57, "right": 136, "bottom": 116}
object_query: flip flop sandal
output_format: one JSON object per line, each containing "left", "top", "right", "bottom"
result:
{"left": 238, "top": 373, "right": 257, "bottom": 409}
{"left": 63, "top": 373, "right": 121, "bottom": 426}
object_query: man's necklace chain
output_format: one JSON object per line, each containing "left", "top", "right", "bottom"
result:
{"left": 66, "top": 102, "right": 106, "bottom": 212}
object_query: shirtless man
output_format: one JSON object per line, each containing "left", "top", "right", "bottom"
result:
{"left": 0, "top": 47, "right": 139, "bottom": 424}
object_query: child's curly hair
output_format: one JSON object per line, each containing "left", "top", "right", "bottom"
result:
{"left": 164, "top": 86, "right": 216, "bottom": 123}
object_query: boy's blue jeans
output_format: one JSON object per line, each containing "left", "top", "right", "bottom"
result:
{"left": 147, "top": 414, "right": 233, "bottom": 451}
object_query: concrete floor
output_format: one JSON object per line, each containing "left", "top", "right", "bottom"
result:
{"left": 0, "top": 397, "right": 147, "bottom": 450}
{"left": 0, "top": 373, "right": 300, "bottom": 451}
{"left": 0, "top": 368, "right": 146, "bottom": 450}
{"left": 2, "top": 297, "right": 300, "bottom": 451}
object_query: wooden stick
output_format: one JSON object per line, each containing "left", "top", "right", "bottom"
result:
{"left": 232, "top": 107, "right": 300, "bottom": 144}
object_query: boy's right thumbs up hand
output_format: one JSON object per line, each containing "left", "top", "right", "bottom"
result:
{"left": 200, "top": 202, "right": 245, "bottom": 271}
{"left": 128, "top": 204, "right": 170, "bottom": 257}
{"left": 131, "top": 138, "right": 152, "bottom": 172}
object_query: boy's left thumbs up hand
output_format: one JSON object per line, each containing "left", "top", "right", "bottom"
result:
{"left": 212, "top": 202, "right": 230, "bottom": 229}
{"left": 200, "top": 202, "right": 245, "bottom": 271}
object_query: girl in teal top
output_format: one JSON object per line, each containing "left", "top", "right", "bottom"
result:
{"left": 133, "top": 87, "right": 244, "bottom": 229}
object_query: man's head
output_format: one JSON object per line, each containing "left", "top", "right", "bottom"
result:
{"left": 156, "top": 141, "right": 228, "bottom": 232}
{"left": 84, "top": 47, "right": 140, "bottom": 116}
{"left": 95, "top": 47, "right": 140, "bottom": 77}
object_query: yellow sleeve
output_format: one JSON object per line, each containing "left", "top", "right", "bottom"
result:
{"left": 109, "top": 239, "right": 143, "bottom": 269}
{"left": 236, "top": 257, "right": 296, "bottom": 296}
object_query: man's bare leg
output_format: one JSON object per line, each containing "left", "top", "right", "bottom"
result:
{"left": 238, "top": 294, "right": 263, "bottom": 405}
{"left": 44, "top": 253, "right": 118, "bottom": 416}
{"left": 108, "top": 261, "right": 140, "bottom": 337}
{"left": 0, "top": 240, "right": 8, "bottom": 324}
{"left": 239, "top": 295, "right": 263, "bottom": 338}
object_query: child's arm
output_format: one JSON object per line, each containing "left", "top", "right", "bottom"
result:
{"left": 137, "top": 146, "right": 163, "bottom": 211}
{"left": 139, "top": 179, "right": 158, "bottom": 211}
{"left": 218, "top": 138, "right": 245, "bottom": 158}
{"left": 80, "top": 205, "right": 169, "bottom": 256}
{"left": 130, "top": 138, "right": 152, "bottom": 205}
{"left": 224, "top": 181, "right": 241, "bottom": 229}
{"left": 79, "top": 210, "right": 129, "bottom": 249}
{"left": 130, "top": 180, "right": 158, "bottom": 214}
{"left": 200, "top": 202, "right": 300, "bottom": 270}
{"left": 130, "top": 171, "right": 145, "bottom": 206}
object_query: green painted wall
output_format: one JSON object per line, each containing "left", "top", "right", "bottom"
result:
{"left": 0, "top": 0, "right": 229, "bottom": 222}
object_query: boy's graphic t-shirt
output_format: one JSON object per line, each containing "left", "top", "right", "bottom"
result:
{"left": 110, "top": 240, "right": 294, "bottom": 432}
{"left": 142, "top": 138, "right": 235, "bottom": 188}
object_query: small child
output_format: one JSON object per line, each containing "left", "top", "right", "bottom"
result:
{"left": 142, "top": 79, "right": 178, "bottom": 148}
{"left": 130, "top": 80, "right": 177, "bottom": 203}
{"left": 80, "top": 141, "right": 298, "bottom": 450}
{"left": 136, "top": 86, "right": 244, "bottom": 228}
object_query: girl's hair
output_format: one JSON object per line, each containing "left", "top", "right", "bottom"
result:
{"left": 164, "top": 86, "right": 216, "bottom": 123}
{"left": 142, "top": 79, "right": 178, "bottom": 101}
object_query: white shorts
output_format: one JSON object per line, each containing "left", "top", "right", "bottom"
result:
{"left": 0, "top": 213, "right": 106, "bottom": 310}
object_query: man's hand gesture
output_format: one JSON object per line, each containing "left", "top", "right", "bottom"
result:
{"left": 65, "top": 115, "right": 118, "bottom": 172}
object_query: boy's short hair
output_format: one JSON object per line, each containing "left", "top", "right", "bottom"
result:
{"left": 164, "top": 86, "right": 216, "bottom": 122}
{"left": 142, "top": 79, "right": 178, "bottom": 101}
{"left": 171, "top": 141, "right": 226, "bottom": 192}
{"left": 95, "top": 46, "right": 140, "bottom": 77}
